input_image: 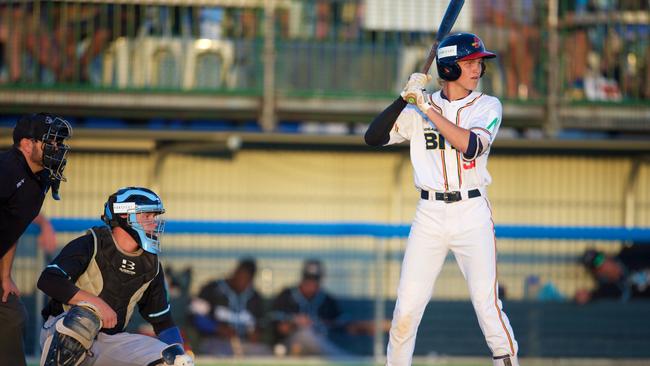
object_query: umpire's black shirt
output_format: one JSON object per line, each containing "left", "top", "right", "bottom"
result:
{"left": 0, "top": 147, "right": 47, "bottom": 258}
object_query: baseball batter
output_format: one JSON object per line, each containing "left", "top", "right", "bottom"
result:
{"left": 365, "top": 33, "right": 518, "bottom": 366}
{"left": 37, "top": 187, "right": 193, "bottom": 366}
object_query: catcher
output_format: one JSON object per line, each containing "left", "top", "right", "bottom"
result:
{"left": 37, "top": 187, "right": 193, "bottom": 366}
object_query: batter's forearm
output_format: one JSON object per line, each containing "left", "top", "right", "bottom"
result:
{"left": 365, "top": 97, "right": 408, "bottom": 146}
{"left": 426, "top": 109, "right": 470, "bottom": 153}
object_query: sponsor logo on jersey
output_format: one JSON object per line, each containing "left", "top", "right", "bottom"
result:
{"left": 486, "top": 117, "right": 499, "bottom": 132}
{"left": 438, "top": 45, "right": 457, "bottom": 59}
{"left": 120, "top": 259, "right": 136, "bottom": 275}
{"left": 16, "top": 178, "right": 25, "bottom": 188}
{"left": 424, "top": 131, "right": 448, "bottom": 151}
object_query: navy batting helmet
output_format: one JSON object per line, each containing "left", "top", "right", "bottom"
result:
{"left": 436, "top": 33, "right": 496, "bottom": 81}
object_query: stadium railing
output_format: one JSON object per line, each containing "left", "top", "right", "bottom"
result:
{"left": 0, "top": 1, "right": 647, "bottom": 132}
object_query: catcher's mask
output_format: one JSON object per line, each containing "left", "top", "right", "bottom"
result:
{"left": 101, "top": 187, "right": 165, "bottom": 254}
{"left": 13, "top": 113, "right": 73, "bottom": 182}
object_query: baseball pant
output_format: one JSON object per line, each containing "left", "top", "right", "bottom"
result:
{"left": 0, "top": 287, "right": 28, "bottom": 366}
{"left": 386, "top": 196, "right": 517, "bottom": 366}
{"left": 41, "top": 313, "right": 169, "bottom": 366}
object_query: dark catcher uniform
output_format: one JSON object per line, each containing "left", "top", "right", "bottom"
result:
{"left": 38, "top": 186, "right": 192, "bottom": 366}
{"left": 39, "top": 226, "right": 173, "bottom": 332}
{"left": 38, "top": 226, "right": 177, "bottom": 365}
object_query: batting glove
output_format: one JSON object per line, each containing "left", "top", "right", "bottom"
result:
{"left": 404, "top": 73, "right": 432, "bottom": 90}
{"left": 401, "top": 86, "right": 433, "bottom": 114}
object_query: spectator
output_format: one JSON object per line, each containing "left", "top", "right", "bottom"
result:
{"left": 471, "top": 0, "right": 509, "bottom": 97}
{"left": 562, "top": 2, "right": 591, "bottom": 100}
{"left": 0, "top": 4, "right": 28, "bottom": 84}
{"left": 189, "top": 258, "right": 271, "bottom": 356}
{"left": 575, "top": 245, "right": 650, "bottom": 304}
{"left": 55, "top": 3, "right": 112, "bottom": 83}
{"left": 270, "top": 259, "right": 348, "bottom": 357}
{"left": 505, "top": 0, "right": 540, "bottom": 100}
{"left": 523, "top": 275, "right": 565, "bottom": 302}
{"left": 198, "top": 6, "right": 224, "bottom": 39}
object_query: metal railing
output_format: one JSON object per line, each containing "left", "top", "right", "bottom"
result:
{"left": 0, "top": 1, "right": 648, "bottom": 131}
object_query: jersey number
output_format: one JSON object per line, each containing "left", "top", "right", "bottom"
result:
{"left": 463, "top": 160, "right": 476, "bottom": 170}
{"left": 424, "top": 131, "right": 447, "bottom": 150}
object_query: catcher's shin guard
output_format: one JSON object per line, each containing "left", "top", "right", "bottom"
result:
{"left": 40, "top": 303, "right": 102, "bottom": 366}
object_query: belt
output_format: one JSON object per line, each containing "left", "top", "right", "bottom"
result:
{"left": 420, "top": 189, "right": 481, "bottom": 203}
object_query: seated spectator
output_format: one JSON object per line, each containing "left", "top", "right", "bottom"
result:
{"left": 270, "top": 259, "right": 348, "bottom": 357}
{"left": 523, "top": 275, "right": 565, "bottom": 302}
{"left": 189, "top": 258, "right": 271, "bottom": 356}
{"left": 0, "top": 4, "right": 28, "bottom": 83}
{"left": 575, "top": 244, "right": 650, "bottom": 304}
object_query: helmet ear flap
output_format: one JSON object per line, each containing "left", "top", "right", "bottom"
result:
{"left": 437, "top": 61, "right": 461, "bottom": 81}
{"left": 102, "top": 202, "right": 112, "bottom": 226}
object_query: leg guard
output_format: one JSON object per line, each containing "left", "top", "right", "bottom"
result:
{"left": 493, "top": 354, "right": 519, "bottom": 366}
{"left": 40, "top": 303, "right": 102, "bottom": 366}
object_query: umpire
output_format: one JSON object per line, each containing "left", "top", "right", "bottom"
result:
{"left": 0, "top": 113, "right": 72, "bottom": 366}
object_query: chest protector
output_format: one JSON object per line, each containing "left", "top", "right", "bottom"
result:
{"left": 67, "top": 226, "right": 159, "bottom": 333}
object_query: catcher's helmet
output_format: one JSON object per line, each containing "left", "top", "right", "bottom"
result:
{"left": 436, "top": 32, "right": 496, "bottom": 81}
{"left": 102, "top": 187, "right": 165, "bottom": 254}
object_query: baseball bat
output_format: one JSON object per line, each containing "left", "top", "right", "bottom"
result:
{"left": 406, "top": 0, "right": 465, "bottom": 104}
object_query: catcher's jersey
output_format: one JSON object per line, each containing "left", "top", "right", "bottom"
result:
{"left": 387, "top": 90, "right": 502, "bottom": 192}
{"left": 39, "top": 226, "right": 173, "bottom": 335}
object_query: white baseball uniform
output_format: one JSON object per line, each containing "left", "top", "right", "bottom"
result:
{"left": 384, "top": 90, "right": 518, "bottom": 365}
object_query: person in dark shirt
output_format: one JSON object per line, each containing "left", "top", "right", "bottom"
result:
{"left": 37, "top": 187, "right": 193, "bottom": 366}
{"left": 576, "top": 244, "right": 650, "bottom": 304}
{"left": 189, "top": 257, "right": 271, "bottom": 356}
{"left": 270, "top": 259, "right": 348, "bottom": 357}
{"left": 0, "top": 113, "right": 72, "bottom": 366}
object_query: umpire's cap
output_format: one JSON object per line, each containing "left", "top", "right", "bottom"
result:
{"left": 13, "top": 113, "right": 53, "bottom": 144}
{"left": 581, "top": 249, "right": 606, "bottom": 271}
{"left": 302, "top": 259, "right": 324, "bottom": 281}
{"left": 12, "top": 113, "right": 71, "bottom": 145}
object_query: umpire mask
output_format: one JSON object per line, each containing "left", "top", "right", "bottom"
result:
{"left": 101, "top": 187, "right": 166, "bottom": 254}
{"left": 41, "top": 116, "right": 72, "bottom": 182}
{"left": 13, "top": 114, "right": 73, "bottom": 200}
{"left": 13, "top": 113, "right": 73, "bottom": 181}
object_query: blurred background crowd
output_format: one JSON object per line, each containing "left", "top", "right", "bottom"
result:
{"left": 1, "top": 0, "right": 649, "bottom": 102}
